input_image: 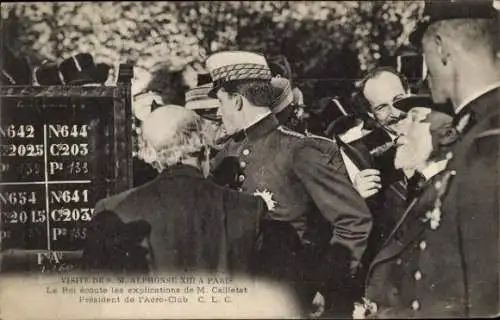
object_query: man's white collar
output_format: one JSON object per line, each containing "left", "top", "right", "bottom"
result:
{"left": 339, "top": 121, "right": 367, "bottom": 143}
{"left": 455, "top": 82, "right": 500, "bottom": 115}
{"left": 420, "top": 158, "right": 449, "bottom": 181}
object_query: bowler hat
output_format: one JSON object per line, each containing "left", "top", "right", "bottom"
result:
{"left": 393, "top": 94, "right": 454, "bottom": 116}
{"left": 59, "top": 53, "right": 111, "bottom": 85}
{"left": 393, "top": 94, "right": 434, "bottom": 113}
{"left": 90, "top": 63, "right": 111, "bottom": 84}
{"left": 34, "top": 62, "right": 64, "bottom": 85}
{"left": 410, "top": 0, "right": 497, "bottom": 46}
{"left": 59, "top": 53, "right": 96, "bottom": 85}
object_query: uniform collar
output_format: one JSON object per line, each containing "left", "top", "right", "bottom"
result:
{"left": 453, "top": 86, "right": 500, "bottom": 133}
{"left": 158, "top": 164, "right": 204, "bottom": 179}
{"left": 455, "top": 82, "right": 500, "bottom": 115}
{"left": 232, "top": 113, "right": 280, "bottom": 142}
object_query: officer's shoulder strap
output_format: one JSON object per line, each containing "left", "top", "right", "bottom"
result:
{"left": 277, "top": 125, "right": 305, "bottom": 138}
{"left": 304, "top": 132, "right": 336, "bottom": 144}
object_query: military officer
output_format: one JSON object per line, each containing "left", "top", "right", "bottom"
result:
{"left": 206, "top": 51, "right": 372, "bottom": 316}
{"left": 359, "top": 1, "right": 500, "bottom": 318}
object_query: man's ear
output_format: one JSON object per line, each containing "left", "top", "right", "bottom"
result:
{"left": 435, "top": 34, "right": 450, "bottom": 66}
{"left": 235, "top": 94, "right": 243, "bottom": 111}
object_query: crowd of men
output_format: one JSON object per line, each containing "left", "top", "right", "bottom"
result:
{"left": 82, "top": 1, "right": 500, "bottom": 318}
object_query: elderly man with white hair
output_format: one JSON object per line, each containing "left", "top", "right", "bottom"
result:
{"left": 356, "top": 94, "right": 460, "bottom": 319}
{"left": 83, "top": 105, "right": 267, "bottom": 275}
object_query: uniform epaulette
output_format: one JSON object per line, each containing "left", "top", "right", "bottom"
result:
{"left": 305, "top": 132, "right": 335, "bottom": 143}
{"left": 277, "top": 126, "right": 305, "bottom": 138}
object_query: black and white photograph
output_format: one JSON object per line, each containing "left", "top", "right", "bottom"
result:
{"left": 0, "top": 1, "right": 499, "bottom": 319}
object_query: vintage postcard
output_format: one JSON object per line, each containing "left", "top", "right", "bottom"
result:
{"left": 1, "top": 1, "right": 499, "bottom": 319}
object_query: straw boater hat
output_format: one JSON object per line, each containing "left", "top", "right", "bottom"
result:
{"left": 206, "top": 51, "right": 273, "bottom": 98}
{"left": 185, "top": 73, "right": 221, "bottom": 122}
{"left": 185, "top": 73, "right": 220, "bottom": 111}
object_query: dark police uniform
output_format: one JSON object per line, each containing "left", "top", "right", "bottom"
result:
{"left": 84, "top": 164, "right": 266, "bottom": 275}
{"left": 212, "top": 114, "right": 372, "bottom": 310}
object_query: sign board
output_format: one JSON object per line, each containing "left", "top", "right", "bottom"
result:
{"left": 0, "top": 65, "right": 133, "bottom": 272}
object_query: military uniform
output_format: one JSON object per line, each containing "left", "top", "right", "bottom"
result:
{"left": 360, "top": 0, "right": 500, "bottom": 316}
{"left": 211, "top": 114, "right": 372, "bottom": 307}
{"left": 205, "top": 51, "right": 372, "bottom": 315}
{"left": 363, "top": 85, "right": 500, "bottom": 319}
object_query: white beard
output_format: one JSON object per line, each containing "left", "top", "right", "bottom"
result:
{"left": 394, "top": 138, "right": 432, "bottom": 171}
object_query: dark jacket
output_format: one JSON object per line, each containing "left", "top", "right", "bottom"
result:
{"left": 211, "top": 114, "right": 372, "bottom": 302}
{"left": 365, "top": 87, "right": 500, "bottom": 318}
{"left": 83, "top": 164, "right": 266, "bottom": 275}
{"left": 334, "top": 125, "right": 407, "bottom": 266}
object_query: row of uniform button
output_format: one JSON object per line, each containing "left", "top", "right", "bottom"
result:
{"left": 395, "top": 240, "right": 427, "bottom": 265}
{"left": 394, "top": 240, "right": 427, "bottom": 312}
{"left": 414, "top": 240, "right": 426, "bottom": 281}
{"left": 412, "top": 239, "right": 426, "bottom": 311}
{"left": 236, "top": 149, "right": 249, "bottom": 192}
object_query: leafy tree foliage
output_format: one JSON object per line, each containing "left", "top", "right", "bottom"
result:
{"left": 1, "top": 1, "right": 423, "bottom": 96}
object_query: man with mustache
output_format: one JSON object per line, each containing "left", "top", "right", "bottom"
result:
{"left": 356, "top": 68, "right": 413, "bottom": 210}
{"left": 330, "top": 70, "right": 414, "bottom": 268}
{"left": 360, "top": 67, "right": 409, "bottom": 134}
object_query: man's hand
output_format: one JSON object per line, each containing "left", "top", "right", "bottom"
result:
{"left": 354, "top": 169, "right": 382, "bottom": 198}
{"left": 309, "top": 291, "right": 325, "bottom": 318}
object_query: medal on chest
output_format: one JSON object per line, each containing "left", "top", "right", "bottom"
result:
{"left": 253, "top": 188, "right": 278, "bottom": 211}
{"left": 422, "top": 153, "right": 456, "bottom": 230}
